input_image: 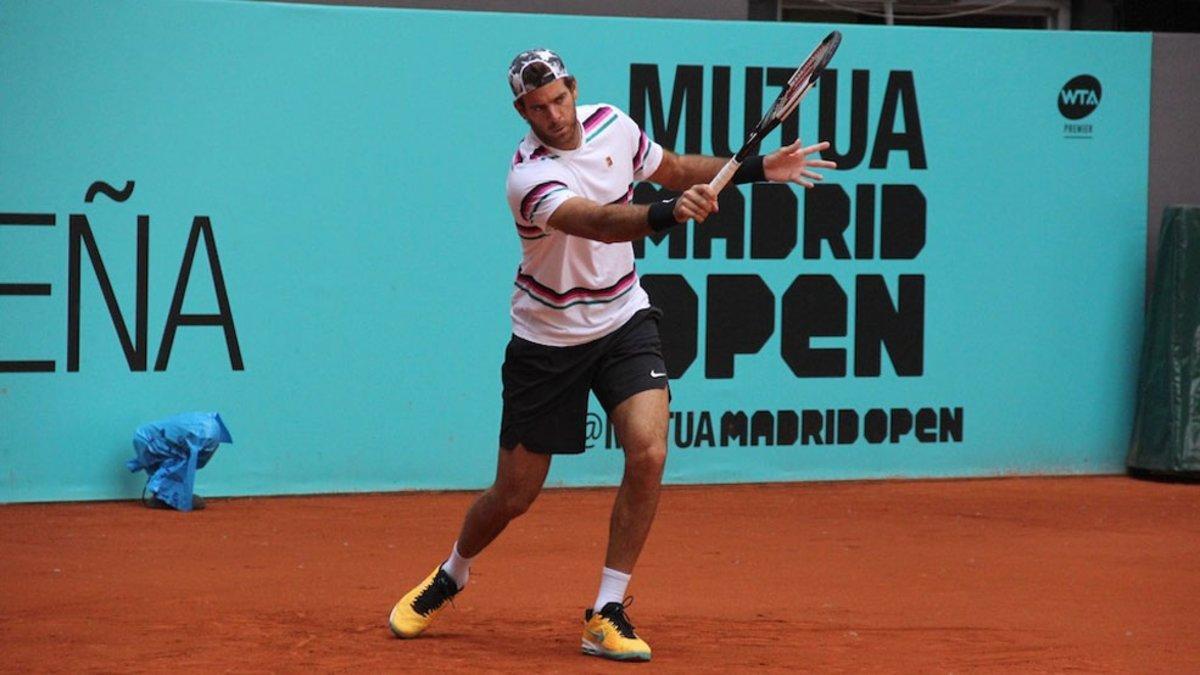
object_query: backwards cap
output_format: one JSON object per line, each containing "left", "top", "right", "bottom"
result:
{"left": 508, "top": 48, "right": 571, "bottom": 100}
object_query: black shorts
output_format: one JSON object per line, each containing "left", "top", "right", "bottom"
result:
{"left": 499, "top": 307, "right": 669, "bottom": 455}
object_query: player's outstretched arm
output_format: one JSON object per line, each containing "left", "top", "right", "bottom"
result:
{"left": 547, "top": 186, "right": 720, "bottom": 243}
{"left": 648, "top": 152, "right": 727, "bottom": 191}
{"left": 649, "top": 141, "right": 837, "bottom": 190}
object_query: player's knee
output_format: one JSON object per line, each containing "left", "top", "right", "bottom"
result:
{"left": 626, "top": 441, "right": 667, "bottom": 476}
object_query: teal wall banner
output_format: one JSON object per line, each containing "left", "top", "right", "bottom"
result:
{"left": 0, "top": 0, "right": 1150, "bottom": 501}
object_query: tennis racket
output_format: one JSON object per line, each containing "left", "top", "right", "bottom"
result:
{"left": 708, "top": 30, "right": 842, "bottom": 193}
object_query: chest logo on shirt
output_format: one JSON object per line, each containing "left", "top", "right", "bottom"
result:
{"left": 605, "top": 156, "right": 613, "bottom": 167}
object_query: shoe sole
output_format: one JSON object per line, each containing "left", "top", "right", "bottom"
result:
{"left": 388, "top": 621, "right": 423, "bottom": 639}
{"left": 389, "top": 625, "right": 419, "bottom": 639}
{"left": 388, "top": 607, "right": 425, "bottom": 639}
{"left": 581, "top": 640, "right": 651, "bottom": 662}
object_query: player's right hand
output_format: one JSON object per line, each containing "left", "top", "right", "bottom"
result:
{"left": 674, "top": 184, "right": 719, "bottom": 224}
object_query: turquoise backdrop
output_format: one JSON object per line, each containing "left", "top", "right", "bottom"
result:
{"left": 0, "top": 0, "right": 1150, "bottom": 501}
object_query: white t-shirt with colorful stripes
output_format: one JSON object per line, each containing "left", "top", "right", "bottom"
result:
{"left": 505, "top": 103, "right": 665, "bottom": 347}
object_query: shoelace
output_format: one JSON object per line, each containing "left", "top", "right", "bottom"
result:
{"left": 411, "top": 571, "right": 457, "bottom": 616}
{"left": 601, "top": 596, "right": 639, "bottom": 639}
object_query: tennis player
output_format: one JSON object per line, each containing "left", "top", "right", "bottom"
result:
{"left": 389, "top": 48, "right": 835, "bottom": 662}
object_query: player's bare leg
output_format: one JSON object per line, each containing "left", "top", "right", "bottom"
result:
{"left": 456, "top": 443, "right": 553, "bottom": 558}
{"left": 582, "top": 387, "right": 667, "bottom": 661}
{"left": 605, "top": 388, "right": 669, "bottom": 572}
{"left": 390, "top": 443, "right": 550, "bottom": 638}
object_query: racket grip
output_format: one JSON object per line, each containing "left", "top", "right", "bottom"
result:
{"left": 708, "top": 158, "right": 741, "bottom": 193}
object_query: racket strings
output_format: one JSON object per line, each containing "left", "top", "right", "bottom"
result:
{"left": 772, "top": 36, "right": 840, "bottom": 123}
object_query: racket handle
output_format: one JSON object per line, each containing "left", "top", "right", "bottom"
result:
{"left": 708, "top": 158, "right": 741, "bottom": 194}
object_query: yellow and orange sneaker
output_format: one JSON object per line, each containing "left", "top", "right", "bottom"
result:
{"left": 388, "top": 566, "right": 460, "bottom": 639}
{"left": 581, "top": 598, "right": 652, "bottom": 662}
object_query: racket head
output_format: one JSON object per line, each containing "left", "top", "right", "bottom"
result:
{"left": 768, "top": 30, "right": 842, "bottom": 124}
{"left": 732, "top": 29, "right": 842, "bottom": 162}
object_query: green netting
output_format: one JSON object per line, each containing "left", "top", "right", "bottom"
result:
{"left": 1128, "top": 205, "right": 1200, "bottom": 477}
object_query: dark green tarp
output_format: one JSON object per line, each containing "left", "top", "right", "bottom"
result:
{"left": 1128, "top": 205, "right": 1200, "bottom": 477}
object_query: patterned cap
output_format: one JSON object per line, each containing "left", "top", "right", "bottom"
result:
{"left": 508, "top": 48, "right": 571, "bottom": 100}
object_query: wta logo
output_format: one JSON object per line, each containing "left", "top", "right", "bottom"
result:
{"left": 1058, "top": 75, "right": 1102, "bottom": 120}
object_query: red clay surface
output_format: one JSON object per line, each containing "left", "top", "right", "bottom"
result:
{"left": 1, "top": 476, "right": 1198, "bottom": 672}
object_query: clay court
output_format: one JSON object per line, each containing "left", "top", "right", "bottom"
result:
{"left": 2, "top": 475, "right": 1196, "bottom": 672}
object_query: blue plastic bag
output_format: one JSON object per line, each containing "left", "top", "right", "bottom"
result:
{"left": 126, "top": 412, "right": 232, "bottom": 511}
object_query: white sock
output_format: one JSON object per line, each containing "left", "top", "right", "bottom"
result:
{"left": 592, "top": 567, "right": 632, "bottom": 613}
{"left": 441, "top": 542, "right": 472, "bottom": 590}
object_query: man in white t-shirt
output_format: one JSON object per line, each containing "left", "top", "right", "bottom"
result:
{"left": 390, "top": 48, "right": 835, "bottom": 661}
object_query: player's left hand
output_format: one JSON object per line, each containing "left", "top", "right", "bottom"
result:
{"left": 763, "top": 140, "right": 837, "bottom": 188}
